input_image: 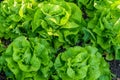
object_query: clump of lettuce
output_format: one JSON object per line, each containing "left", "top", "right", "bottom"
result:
{"left": 0, "top": 0, "right": 84, "bottom": 48}
{"left": 54, "top": 46, "right": 111, "bottom": 80}
{"left": 31, "top": 0, "right": 83, "bottom": 48}
{"left": 108, "top": 1, "right": 120, "bottom": 60}
{"left": 4, "top": 36, "right": 53, "bottom": 80}
{"left": 80, "top": 0, "right": 120, "bottom": 60}
{"left": 0, "top": 0, "right": 118, "bottom": 79}
{"left": 0, "top": 0, "right": 39, "bottom": 39}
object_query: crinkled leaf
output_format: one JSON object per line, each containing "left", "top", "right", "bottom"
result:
{"left": 67, "top": 67, "right": 75, "bottom": 78}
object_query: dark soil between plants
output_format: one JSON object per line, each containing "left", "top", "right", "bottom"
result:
{"left": 109, "top": 60, "right": 120, "bottom": 80}
{"left": 0, "top": 71, "right": 6, "bottom": 80}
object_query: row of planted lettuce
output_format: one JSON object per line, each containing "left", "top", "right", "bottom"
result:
{"left": 0, "top": 0, "right": 120, "bottom": 80}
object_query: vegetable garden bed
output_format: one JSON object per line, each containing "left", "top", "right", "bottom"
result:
{"left": 0, "top": 0, "right": 120, "bottom": 80}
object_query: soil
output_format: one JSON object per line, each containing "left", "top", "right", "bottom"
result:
{"left": 109, "top": 60, "right": 120, "bottom": 80}
{"left": 0, "top": 71, "right": 6, "bottom": 80}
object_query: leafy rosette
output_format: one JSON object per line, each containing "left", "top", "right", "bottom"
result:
{"left": 0, "top": 0, "right": 39, "bottom": 39}
{"left": 4, "top": 36, "right": 53, "bottom": 80}
{"left": 111, "top": 16, "right": 120, "bottom": 60}
{"left": 32, "top": 0, "right": 83, "bottom": 47}
{"left": 54, "top": 46, "right": 111, "bottom": 80}
{"left": 83, "top": 0, "right": 120, "bottom": 60}
{"left": 76, "top": 0, "right": 113, "bottom": 18}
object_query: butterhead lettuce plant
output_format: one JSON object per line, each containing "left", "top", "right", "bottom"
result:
{"left": 4, "top": 36, "right": 53, "bottom": 80}
{"left": 54, "top": 46, "right": 111, "bottom": 80}
{"left": 32, "top": 0, "right": 83, "bottom": 48}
